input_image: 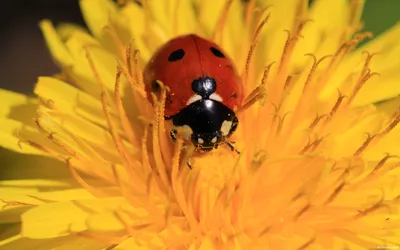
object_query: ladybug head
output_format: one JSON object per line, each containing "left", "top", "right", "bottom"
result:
{"left": 169, "top": 99, "right": 238, "bottom": 152}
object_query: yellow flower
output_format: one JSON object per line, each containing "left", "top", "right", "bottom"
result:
{"left": 1, "top": 0, "right": 400, "bottom": 249}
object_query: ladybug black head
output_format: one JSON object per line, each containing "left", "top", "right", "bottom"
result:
{"left": 169, "top": 99, "right": 238, "bottom": 152}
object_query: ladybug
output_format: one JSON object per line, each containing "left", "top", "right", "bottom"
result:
{"left": 143, "top": 34, "right": 243, "bottom": 156}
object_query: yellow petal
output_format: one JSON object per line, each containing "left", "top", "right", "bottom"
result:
{"left": 0, "top": 119, "right": 46, "bottom": 156}
{"left": 120, "top": 2, "right": 151, "bottom": 61}
{"left": 0, "top": 188, "right": 103, "bottom": 224}
{"left": 114, "top": 237, "right": 148, "bottom": 250}
{"left": 0, "top": 89, "right": 36, "bottom": 125}
{"left": 352, "top": 72, "right": 400, "bottom": 106}
{"left": 34, "top": 76, "right": 114, "bottom": 129}
{"left": 64, "top": 31, "right": 118, "bottom": 93}
{"left": 0, "top": 204, "right": 33, "bottom": 224}
{"left": 0, "top": 151, "right": 67, "bottom": 180}
{"left": 172, "top": 0, "right": 197, "bottom": 37}
{"left": 0, "top": 234, "right": 110, "bottom": 250}
{"left": 79, "top": 0, "right": 118, "bottom": 40}
{"left": 375, "top": 96, "right": 400, "bottom": 116}
{"left": 40, "top": 21, "right": 118, "bottom": 97}
{"left": 114, "top": 232, "right": 165, "bottom": 249}
{"left": 320, "top": 23, "right": 400, "bottom": 102}
{"left": 21, "top": 197, "right": 125, "bottom": 239}
{"left": 0, "top": 223, "right": 20, "bottom": 241}
{"left": 39, "top": 20, "right": 74, "bottom": 66}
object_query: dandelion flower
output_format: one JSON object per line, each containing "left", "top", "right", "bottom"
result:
{"left": 1, "top": 0, "right": 400, "bottom": 249}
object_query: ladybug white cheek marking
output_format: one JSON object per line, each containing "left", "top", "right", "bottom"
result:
{"left": 210, "top": 93, "right": 223, "bottom": 102}
{"left": 186, "top": 94, "right": 202, "bottom": 105}
{"left": 177, "top": 125, "right": 193, "bottom": 140}
{"left": 211, "top": 137, "right": 218, "bottom": 144}
{"left": 198, "top": 138, "right": 204, "bottom": 144}
{"left": 221, "top": 120, "right": 233, "bottom": 136}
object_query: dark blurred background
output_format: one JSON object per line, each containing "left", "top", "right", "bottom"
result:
{"left": 0, "top": 0, "right": 399, "bottom": 94}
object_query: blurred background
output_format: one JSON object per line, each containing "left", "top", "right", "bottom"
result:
{"left": 0, "top": 0, "right": 399, "bottom": 94}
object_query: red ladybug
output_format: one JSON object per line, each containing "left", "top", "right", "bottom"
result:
{"left": 143, "top": 34, "right": 243, "bottom": 154}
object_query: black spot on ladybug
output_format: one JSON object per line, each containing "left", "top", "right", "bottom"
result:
{"left": 210, "top": 47, "right": 225, "bottom": 58}
{"left": 168, "top": 49, "right": 185, "bottom": 62}
{"left": 151, "top": 80, "right": 161, "bottom": 92}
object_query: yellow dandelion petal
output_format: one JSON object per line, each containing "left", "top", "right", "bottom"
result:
{"left": 1, "top": 0, "right": 400, "bottom": 249}
{"left": 0, "top": 234, "right": 110, "bottom": 250}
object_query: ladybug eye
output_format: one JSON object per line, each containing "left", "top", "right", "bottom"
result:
{"left": 151, "top": 80, "right": 161, "bottom": 92}
{"left": 210, "top": 47, "right": 225, "bottom": 58}
{"left": 168, "top": 49, "right": 185, "bottom": 62}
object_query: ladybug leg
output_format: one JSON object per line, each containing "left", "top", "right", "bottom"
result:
{"left": 187, "top": 157, "right": 193, "bottom": 169}
{"left": 183, "top": 145, "right": 195, "bottom": 170}
{"left": 225, "top": 141, "right": 240, "bottom": 154}
{"left": 170, "top": 129, "right": 177, "bottom": 142}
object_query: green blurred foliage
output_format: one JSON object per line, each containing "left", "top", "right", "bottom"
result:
{"left": 362, "top": 0, "right": 400, "bottom": 36}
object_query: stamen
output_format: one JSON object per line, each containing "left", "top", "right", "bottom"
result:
{"left": 133, "top": 49, "right": 145, "bottom": 88}
{"left": 17, "top": 138, "right": 54, "bottom": 155}
{"left": 242, "top": 12, "right": 270, "bottom": 84}
{"left": 294, "top": 203, "right": 310, "bottom": 220}
{"left": 276, "top": 112, "right": 291, "bottom": 135}
{"left": 367, "top": 153, "right": 393, "bottom": 178}
{"left": 324, "top": 182, "right": 345, "bottom": 205}
{"left": 211, "top": 0, "right": 234, "bottom": 42}
{"left": 348, "top": 0, "right": 365, "bottom": 33}
{"left": 33, "top": 118, "right": 47, "bottom": 134}
{"left": 47, "top": 132, "right": 78, "bottom": 158}
{"left": 346, "top": 69, "right": 380, "bottom": 107}
{"left": 66, "top": 158, "right": 107, "bottom": 198}
{"left": 283, "top": 75, "right": 293, "bottom": 91}
{"left": 380, "top": 106, "right": 400, "bottom": 135}
{"left": 353, "top": 133, "right": 378, "bottom": 156}
{"left": 325, "top": 90, "right": 347, "bottom": 123}
{"left": 101, "top": 86, "right": 134, "bottom": 171}
{"left": 117, "top": 60, "right": 146, "bottom": 98}
{"left": 309, "top": 114, "right": 327, "bottom": 130}
{"left": 354, "top": 200, "right": 388, "bottom": 220}
{"left": 244, "top": 0, "right": 257, "bottom": 30}
{"left": 103, "top": 26, "right": 126, "bottom": 62}
{"left": 170, "top": 138, "right": 200, "bottom": 233}
{"left": 1, "top": 200, "right": 32, "bottom": 210}
{"left": 237, "top": 62, "right": 273, "bottom": 113}
{"left": 296, "top": 237, "right": 315, "bottom": 250}
{"left": 326, "top": 32, "right": 373, "bottom": 74}
{"left": 277, "top": 20, "right": 309, "bottom": 76}
{"left": 300, "top": 134, "right": 324, "bottom": 154}
{"left": 114, "top": 210, "right": 136, "bottom": 235}
{"left": 302, "top": 54, "right": 332, "bottom": 93}
{"left": 114, "top": 65, "right": 139, "bottom": 148}
{"left": 292, "top": 0, "right": 308, "bottom": 32}
{"left": 86, "top": 50, "right": 136, "bottom": 179}
{"left": 126, "top": 42, "right": 133, "bottom": 77}
{"left": 360, "top": 51, "right": 378, "bottom": 78}
{"left": 38, "top": 97, "right": 56, "bottom": 110}
{"left": 150, "top": 82, "right": 172, "bottom": 187}
{"left": 141, "top": 124, "right": 152, "bottom": 171}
